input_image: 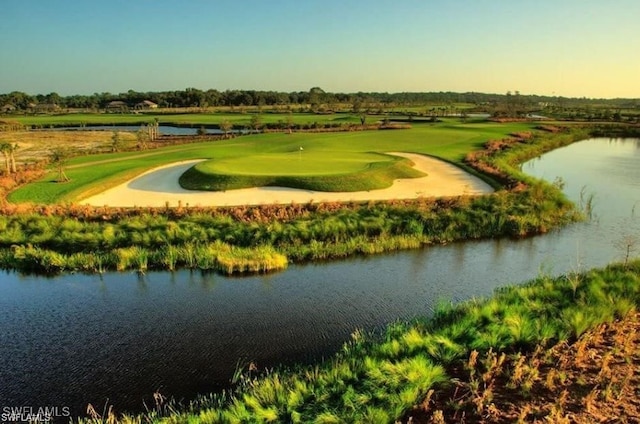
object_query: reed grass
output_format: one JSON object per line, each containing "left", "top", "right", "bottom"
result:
{"left": 0, "top": 241, "right": 287, "bottom": 275}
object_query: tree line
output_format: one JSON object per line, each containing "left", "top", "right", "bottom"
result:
{"left": 2, "top": 87, "right": 639, "bottom": 111}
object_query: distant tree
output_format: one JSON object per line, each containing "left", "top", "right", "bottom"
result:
{"left": 147, "top": 119, "right": 160, "bottom": 141}
{"left": 0, "top": 142, "right": 18, "bottom": 175}
{"left": 286, "top": 113, "right": 294, "bottom": 134}
{"left": 0, "top": 142, "right": 12, "bottom": 175}
{"left": 49, "top": 148, "right": 70, "bottom": 182}
{"left": 136, "top": 126, "right": 149, "bottom": 150}
{"left": 309, "top": 87, "right": 325, "bottom": 111}
{"left": 613, "top": 110, "right": 622, "bottom": 122}
{"left": 2, "top": 91, "right": 35, "bottom": 110}
{"left": 111, "top": 131, "right": 121, "bottom": 152}
{"left": 45, "top": 92, "right": 62, "bottom": 106}
{"left": 219, "top": 120, "right": 232, "bottom": 138}
{"left": 250, "top": 114, "right": 262, "bottom": 132}
{"left": 352, "top": 98, "right": 362, "bottom": 114}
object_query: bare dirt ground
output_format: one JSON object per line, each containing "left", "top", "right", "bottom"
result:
{"left": 81, "top": 152, "right": 494, "bottom": 207}
{"left": 404, "top": 312, "right": 640, "bottom": 423}
{"left": 2, "top": 130, "right": 136, "bottom": 165}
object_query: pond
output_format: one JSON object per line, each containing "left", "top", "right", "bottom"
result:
{"left": 0, "top": 138, "right": 638, "bottom": 418}
{"left": 33, "top": 125, "right": 249, "bottom": 136}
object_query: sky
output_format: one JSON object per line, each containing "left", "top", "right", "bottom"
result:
{"left": 1, "top": 0, "right": 639, "bottom": 98}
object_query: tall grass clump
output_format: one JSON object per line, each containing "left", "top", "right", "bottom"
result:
{"left": 0, "top": 241, "right": 287, "bottom": 275}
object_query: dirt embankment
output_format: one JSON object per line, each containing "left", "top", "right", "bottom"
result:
{"left": 404, "top": 312, "right": 640, "bottom": 423}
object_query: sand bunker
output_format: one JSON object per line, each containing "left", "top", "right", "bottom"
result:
{"left": 81, "top": 152, "right": 493, "bottom": 207}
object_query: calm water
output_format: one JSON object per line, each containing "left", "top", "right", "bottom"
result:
{"left": 37, "top": 125, "right": 236, "bottom": 136}
{"left": 0, "top": 138, "right": 638, "bottom": 418}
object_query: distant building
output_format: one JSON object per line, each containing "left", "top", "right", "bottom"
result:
{"left": 135, "top": 100, "right": 158, "bottom": 110}
{"left": 106, "top": 100, "right": 129, "bottom": 113}
{"left": 1, "top": 104, "right": 16, "bottom": 113}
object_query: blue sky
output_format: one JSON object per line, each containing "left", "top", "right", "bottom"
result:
{"left": 1, "top": 0, "right": 638, "bottom": 98}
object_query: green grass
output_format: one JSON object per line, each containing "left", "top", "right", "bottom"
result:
{"left": 9, "top": 121, "right": 534, "bottom": 204}
{"left": 195, "top": 151, "right": 389, "bottom": 176}
{"left": 179, "top": 152, "right": 425, "bottom": 192}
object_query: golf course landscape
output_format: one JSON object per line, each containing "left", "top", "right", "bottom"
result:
{"left": 7, "top": 118, "right": 529, "bottom": 204}
{"left": 1, "top": 108, "right": 638, "bottom": 424}
{"left": 4, "top": 1, "right": 640, "bottom": 422}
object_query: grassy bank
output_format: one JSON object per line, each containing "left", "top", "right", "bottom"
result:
{"left": 2, "top": 242, "right": 287, "bottom": 275}
{"left": 77, "top": 259, "right": 640, "bottom": 423}
{"left": 0, "top": 187, "right": 576, "bottom": 275}
{"left": 1, "top": 125, "right": 590, "bottom": 275}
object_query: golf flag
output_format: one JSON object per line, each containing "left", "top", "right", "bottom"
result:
{"left": 300, "top": 146, "right": 303, "bottom": 151}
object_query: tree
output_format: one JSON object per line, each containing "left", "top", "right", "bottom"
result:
{"left": 9, "top": 143, "right": 17, "bottom": 174}
{"left": 309, "top": 87, "right": 325, "bottom": 111}
{"left": 352, "top": 98, "right": 363, "bottom": 114}
{"left": 49, "top": 148, "right": 70, "bottom": 182}
{"left": 286, "top": 113, "right": 294, "bottom": 134}
{"left": 111, "top": 131, "right": 121, "bottom": 152}
{"left": 0, "top": 142, "right": 11, "bottom": 175}
{"left": 145, "top": 119, "right": 160, "bottom": 142}
{"left": 0, "top": 142, "right": 18, "bottom": 175}
{"left": 250, "top": 114, "right": 262, "bottom": 132}
{"left": 219, "top": 120, "right": 232, "bottom": 138}
{"left": 45, "top": 92, "right": 62, "bottom": 106}
{"left": 136, "top": 126, "right": 150, "bottom": 150}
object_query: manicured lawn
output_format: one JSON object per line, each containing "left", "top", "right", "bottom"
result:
{"left": 8, "top": 121, "right": 535, "bottom": 203}
{"left": 180, "top": 152, "right": 424, "bottom": 192}
{"left": 200, "top": 151, "right": 390, "bottom": 175}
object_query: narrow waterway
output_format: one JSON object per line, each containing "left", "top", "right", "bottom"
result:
{"left": 0, "top": 137, "right": 638, "bottom": 418}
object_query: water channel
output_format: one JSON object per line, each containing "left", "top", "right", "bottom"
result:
{"left": 34, "top": 125, "right": 249, "bottom": 136}
{"left": 0, "top": 137, "right": 638, "bottom": 418}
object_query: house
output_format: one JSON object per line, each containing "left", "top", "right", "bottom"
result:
{"left": 1, "top": 104, "right": 16, "bottom": 113}
{"left": 135, "top": 100, "right": 158, "bottom": 110}
{"left": 106, "top": 100, "right": 129, "bottom": 113}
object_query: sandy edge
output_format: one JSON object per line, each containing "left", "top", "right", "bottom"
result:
{"left": 81, "top": 152, "right": 493, "bottom": 207}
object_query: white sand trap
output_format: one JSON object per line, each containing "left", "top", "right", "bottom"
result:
{"left": 81, "top": 152, "right": 493, "bottom": 207}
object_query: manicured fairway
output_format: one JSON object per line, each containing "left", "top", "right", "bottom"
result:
{"left": 8, "top": 121, "right": 535, "bottom": 204}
